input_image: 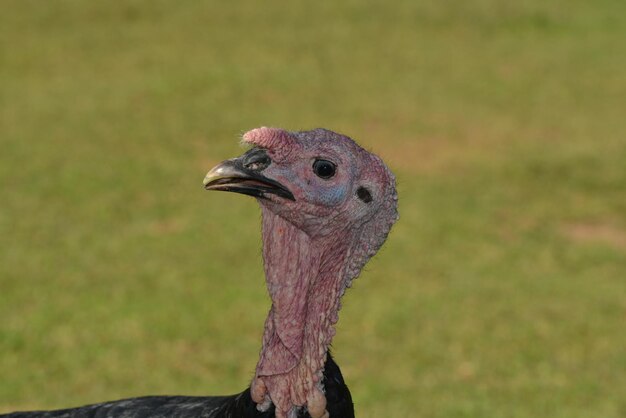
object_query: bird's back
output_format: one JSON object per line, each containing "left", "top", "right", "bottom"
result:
{"left": 1, "top": 354, "right": 353, "bottom": 418}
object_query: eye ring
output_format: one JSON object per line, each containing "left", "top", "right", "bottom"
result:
{"left": 313, "top": 159, "right": 336, "bottom": 179}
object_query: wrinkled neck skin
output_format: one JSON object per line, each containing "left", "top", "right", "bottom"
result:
{"left": 250, "top": 207, "right": 352, "bottom": 418}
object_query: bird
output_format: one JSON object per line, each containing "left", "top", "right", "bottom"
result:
{"left": 2, "top": 127, "right": 398, "bottom": 418}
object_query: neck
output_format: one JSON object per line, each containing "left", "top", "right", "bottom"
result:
{"left": 250, "top": 208, "right": 352, "bottom": 418}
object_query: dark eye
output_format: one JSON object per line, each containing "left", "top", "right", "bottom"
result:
{"left": 313, "top": 159, "right": 336, "bottom": 179}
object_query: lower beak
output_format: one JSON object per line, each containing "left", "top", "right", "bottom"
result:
{"left": 203, "top": 158, "right": 295, "bottom": 201}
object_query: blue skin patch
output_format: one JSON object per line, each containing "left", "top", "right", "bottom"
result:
{"left": 314, "top": 183, "right": 349, "bottom": 207}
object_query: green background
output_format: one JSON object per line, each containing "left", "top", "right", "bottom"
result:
{"left": 1, "top": 1, "right": 625, "bottom": 417}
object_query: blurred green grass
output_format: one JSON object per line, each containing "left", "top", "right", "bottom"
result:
{"left": 1, "top": 1, "right": 625, "bottom": 417}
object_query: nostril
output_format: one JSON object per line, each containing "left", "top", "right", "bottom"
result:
{"left": 243, "top": 148, "right": 271, "bottom": 171}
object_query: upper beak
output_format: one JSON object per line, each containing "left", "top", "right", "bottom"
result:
{"left": 203, "top": 152, "right": 295, "bottom": 201}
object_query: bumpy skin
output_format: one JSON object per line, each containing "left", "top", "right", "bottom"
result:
{"left": 243, "top": 128, "right": 398, "bottom": 418}
{"left": 1, "top": 355, "right": 353, "bottom": 418}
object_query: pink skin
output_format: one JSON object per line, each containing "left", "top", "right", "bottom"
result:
{"left": 242, "top": 127, "right": 398, "bottom": 418}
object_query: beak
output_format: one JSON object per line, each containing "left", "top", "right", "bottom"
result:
{"left": 203, "top": 151, "right": 295, "bottom": 201}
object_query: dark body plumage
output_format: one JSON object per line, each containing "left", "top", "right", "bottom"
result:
{"left": 1, "top": 355, "right": 353, "bottom": 418}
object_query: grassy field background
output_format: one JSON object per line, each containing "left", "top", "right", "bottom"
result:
{"left": 1, "top": 1, "right": 625, "bottom": 417}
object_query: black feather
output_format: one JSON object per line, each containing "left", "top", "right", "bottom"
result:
{"left": 1, "top": 354, "right": 353, "bottom": 418}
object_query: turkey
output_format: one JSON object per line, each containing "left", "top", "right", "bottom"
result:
{"left": 2, "top": 127, "right": 398, "bottom": 418}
